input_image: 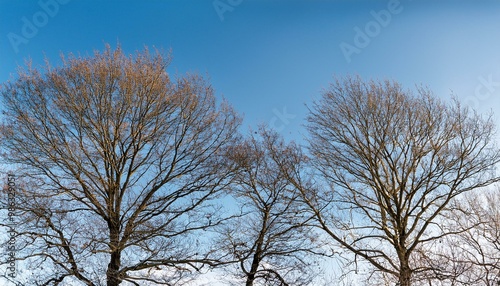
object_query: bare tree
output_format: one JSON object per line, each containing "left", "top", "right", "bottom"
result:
{"left": 453, "top": 191, "right": 500, "bottom": 285}
{"left": 298, "top": 76, "right": 500, "bottom": 286}
{"left": 215, "top": 128, "right": 321, "bottom": 286}
{"left": 421, "top": 189, "right": 500, "bottom": 286}
{"left": 0, "top": 45, "right": 240, "bottom": 286}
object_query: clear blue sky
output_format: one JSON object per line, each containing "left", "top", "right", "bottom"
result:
{"left": 2, "top": 1, "right": 500, "bottom": 284}
{"left": 2, "top": 0, "right": 500, "bottom": 140}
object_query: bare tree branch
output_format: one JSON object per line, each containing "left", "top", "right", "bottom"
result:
{"left": 0, "top": 44, "right": 241, "bottom": 286}
{"left": 214, "top": 127, "right": 323, "bottom": 286}
{"left": 298, "top": 76, "right": 500, "bottom": 286}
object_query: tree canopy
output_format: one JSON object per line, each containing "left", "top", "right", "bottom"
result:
{"left": 0, "top": 46, "right": 241, "bottom": 286}
{"left": 2, "top": 51, "right": 500, "bottom": 286}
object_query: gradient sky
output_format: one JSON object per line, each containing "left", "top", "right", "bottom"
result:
{"left": 2, "top": 0, "right": 500, "bottom": 142}
{"left": 2, "top": 1, "right": 500, "bottom": 284}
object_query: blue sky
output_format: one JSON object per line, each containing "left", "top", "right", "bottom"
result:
{"left": 2, "top": 0, "right": 500, "bottom": 141}
{"left": 2, "top": 1, "right": 500, "bottom": 284}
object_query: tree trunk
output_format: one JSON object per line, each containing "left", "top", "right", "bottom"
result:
{"left": 245, "top": 246, "right": 262, "bottom": 286}
{"left": 107, "top": 220, "right": 122, "bottom": 286}
{"left": 245, "top": 273, "right": 255, "bottom": 286}
{"left": 399, "top": 260, "right": 412, "bottom": 286}
{"left": 245, "top": 210, "right": 269, "bottom": 286}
